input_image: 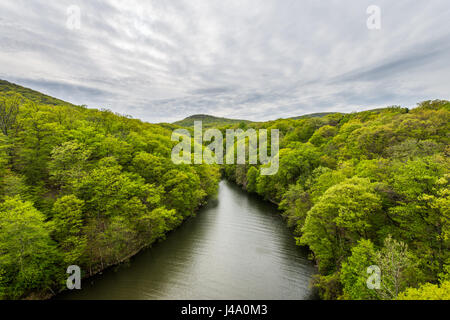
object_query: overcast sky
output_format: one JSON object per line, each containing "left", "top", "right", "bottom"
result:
{"left": 1, "top": 1, "right": 449, "bottom": 123}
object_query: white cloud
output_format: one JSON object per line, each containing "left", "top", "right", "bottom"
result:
{"left": 0, "top": 0, "right": 449, "bottom": 123}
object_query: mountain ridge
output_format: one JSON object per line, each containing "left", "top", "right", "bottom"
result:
{"left": 0, "top": 79, "right": 75, "bottom": 107}
{"left": 173, "top": 114, "right": 252, "bottom": 127}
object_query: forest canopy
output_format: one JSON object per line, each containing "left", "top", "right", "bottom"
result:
{"left": 0, "top": 80, "right": 449, "bottom": 300}
{"left": 0, "top": 85, "right": 220, "bottom": 299}
{"left": 223, "top": 100, "right": 450, "bottom": 300}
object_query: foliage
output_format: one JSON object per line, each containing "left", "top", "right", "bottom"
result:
{"left": 340, "top": 239, "right": 377, "bottom": 300}
{"left": 374, "top": 235, "right": 419, "bottom": 300}
{"left": 397, "top": 280, "right": 450, "bottom": 300}
{"left": 224, "top": 99, "right": 450, "bottom": 300}
{"left": 0, "top": 83, "right": 220, "bottom": 299}
{"left": 0, "top": 196, "right": 62, "bottom": 299}
{"left": 1, "top": 79, "right": 449, "bottom": 300}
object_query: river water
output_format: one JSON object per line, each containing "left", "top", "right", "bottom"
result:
{"left": 59, "top": 180, "right": 316, "bottom": 300}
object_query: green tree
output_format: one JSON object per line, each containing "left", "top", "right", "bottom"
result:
{"left": 49, "top": 141, "right": 90, "bottom": 189}
{"left": 397, "top": 280, "right": 450, "bottom": 300}
{"left": 279, "top": 183, "right": 311, "bottom": 229}
{"left": 388, "top": 158, "right": 449, "bottom": 280}
{"left": 0, "top": 196, "right": 62, "bottom": 299}
{"left": 131, "top": 152, "right": 167, "bottom": 184}
{"left": 375, "top": 235, "right": 418, "bottom": 300}
{"left": 52, "top": 195, "right": 87, "bottom": 265}
{"left": 74, "top": 162, "right": 151, "bottom": 219}
{"left": 246, "top": 166, "right": 259, "bottom": 193}
{"left": 162, "top": 169, "right": 206, "bottom": 217}
{"left": 299, "top": 177, "right": 382, "bottom": 273}
{"left": 340, "top": 239, "right": 377, "bottom": 300}
{"left": 0, "top": 93, "right": 21, "bottom": 137}
{"left": 309, "top": 125, "right": 337, "bottom": 146}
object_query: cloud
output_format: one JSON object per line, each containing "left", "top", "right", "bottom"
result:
{"left": 0, "top": 0, "right": 449, "bottom": 123}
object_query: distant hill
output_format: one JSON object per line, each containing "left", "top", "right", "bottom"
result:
{"left": 0, "top": 79, "right": 75, "bottom": 107}
{"left": 290, "top": 112, "right": 339, "bottom": 120}
{"left": 174, "top": 112, "right": 345, "bottom": 127}
{"left": 290, "top": 108, "right": 412, "bottom": 120}
{"left": 173, "top": 114, "right": 252, "bottom": 127}
{"left": 0, "top": 79, "right": 412, "bottom": 123}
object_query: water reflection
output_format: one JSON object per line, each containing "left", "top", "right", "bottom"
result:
{"left": 58, "top": 180, "right": 316, "bottom": 300}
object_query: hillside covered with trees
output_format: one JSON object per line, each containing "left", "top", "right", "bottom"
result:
{"left": 223, "top": 100, "right": 450, "bottom": 300}
{"left": 173, "top": 114, "right": 253, "bottom": 128}
{"left": 1, "top": 80, "right": 449, "bottom": 300}
{"left": 0, "top": 82, "right": 220, "bottom": 299}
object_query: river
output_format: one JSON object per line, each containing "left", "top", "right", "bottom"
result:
{"left": 58, "top": 180, "right": 316, "bottom": 300}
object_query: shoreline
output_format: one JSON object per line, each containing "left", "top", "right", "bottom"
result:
{"left": 25, "top": 200, "right": 212, "bottom": 300}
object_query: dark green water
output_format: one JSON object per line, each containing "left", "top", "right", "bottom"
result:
{"left": 59, "top": 180, "right": 316, "bottom": 300}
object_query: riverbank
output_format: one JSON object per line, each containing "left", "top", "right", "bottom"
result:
{"left": 57, "top": 180, "right": 316, "bottom": 300}
{"left": 25, "top": 196, "right": 216, "bottom": 301}
{"left": 228, "top": 179, "right": 319, "bottom": 271}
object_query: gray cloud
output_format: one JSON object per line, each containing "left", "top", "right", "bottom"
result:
{"left": 333, "top": 36, "right": 450, "bottom": 84}
{"left": 0, "top": 0, "right": 449, "bottom": 123}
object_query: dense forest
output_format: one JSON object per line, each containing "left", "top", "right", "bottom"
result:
{"left": 0, "top": 82, "right": 220, "bottom": 299}
{"left": 0, "top": 80, "right": 449, "bottom": 300}
{"left": 223, "top": 100, "right": 450, "bottom": 299}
